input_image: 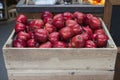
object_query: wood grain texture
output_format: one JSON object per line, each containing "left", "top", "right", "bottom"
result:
{"left": 110, "top": 0, "right": 120, "bottom": 5}
{"left": 117, "top": 48, "right": 120, "bottom": 53}
{"left": 3, "top": 48, "right": 117, "bottom": 70}
{"left": 103, "top": 0, "right": 120, "bottom": 30}
{"left": 114, "top": 52, "right": 120, "bottom": 80}
{"left": 18, "top": 13, "right": 41, "bottom": 19}
{"left": 8, "top": 70, "right": 114, "bottom": 80}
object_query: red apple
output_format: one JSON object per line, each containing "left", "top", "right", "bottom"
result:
{"left": 29, "top": 19, "right": 44, "bottom": 31}
{"left": 71, "top": 24, "right": 83, "bottom": 35}
{"left": 41, "top": 11, "right": 53, "bottom": 19}
{"left": 53, "top": 41, "right": 66, "bottom": 48}
{"left": 39, "top": 41, "right": 52, "bottom": 48}
{"left": 15, "top": 23, "right": 26, "bottom": 33}
{"left": 17, "top": 31, "right": 30, "bottom": 41}
{"left": 81, "top": 32, "right": 91, "bottom": 41}
{"left": 91, "top": 33, "right": 97, "bottom": 41}
{"left": 34, "top": 29, "right": 48, "bottom": 43}
{"left": 67, "top": 42, "right": 72, "bottom": 48}
{"left": 27, "top": 39, "right": 37, "bottom": 47}
{"left": 53, "top": 14, "right": 65, "bottom": 29}
{"left": 28, "top": 31, "right": 35, "bottom": 39}
{"left": 53, "top": 20, "right": 65, "bottom": 29}
{"left": 43, "top": 17, "right": 53, "bottom": 24}
{"left": 59, "top": 27, "right": 73, "bottom": 40}
{"left": 95, "top": 34, "right": 109, "bottom": 47}
{"left": 63, "top": 12, "right": 73, "bottom": 20}
{"left": 66, "top": 19, "right": 77, "bottom": 28}
{"left": 94, "top": 29, "right": 105, "bottom": 35}
{"left": 83, "top": 26, "right": 93, "bottom": 36}
{"left": 73, "top": 11, "right": 85, "bottom": 24}
{"left": 44, "top": 23, "right": 56, "bottom": 33}
{"left": 92, "top": 29, "right": 106, "bottom": 41}
{"left": 89, "top": 17, "right": 102, "bottom": 30}
{"left": 71, "top": 35, "right": 85, "bottom": 48}
{"left": 16, "top": 14, "right": 27, "bottom": 24}
{"left": 26, "top": 26, "right": 30, "bottom": 32}
{"left": 49, "top": 32, "right": 60, "bottom": 43}
{"left": 85, "top": 13, "right": 93, "bottom": 25}
{"left": 85, "top": 40, "right": 96, "bottom": 48}
{"left": 13, "top": 39, "right": 26, "bottom": 48}
{"left": 53, "top": 14, "right": 63, "bottom": 20}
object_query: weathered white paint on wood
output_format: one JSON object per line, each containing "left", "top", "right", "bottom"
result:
{"left": 8, "top": 70, "right": 114, "bottom": 80}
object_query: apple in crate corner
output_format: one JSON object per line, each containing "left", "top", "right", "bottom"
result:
{"left": 16, "top": 14, "right": 27, "bottom": 24}
{"left": 89, "top": 17, "right": 102, "bottom": 30}
{"left": 85, "top": 40, "right": 96, "bottom": 48}
{"left": 95, "top": 34, "right": 109, "bottom": 47}
{"left": 17, "top": 31, "right": 30, "bottom": 41}
{"left": 15, "top": 23, "right": 26, "bottom": 33}
{"left": 13, "top": 39, "right": 26, "bottom": 48}
{"left": 94, "top": 29, "right": 105, "bottom": 35}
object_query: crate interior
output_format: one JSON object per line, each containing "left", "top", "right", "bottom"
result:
{"left": 5, "top": 28, "right": 115, "bottom": 49}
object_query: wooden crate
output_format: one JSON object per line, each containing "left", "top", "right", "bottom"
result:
{"left": 2, "top": 19, "right": 117, "bottom": 70}
{"left": 2, "top": 18, "right": 117, "bottom": 80}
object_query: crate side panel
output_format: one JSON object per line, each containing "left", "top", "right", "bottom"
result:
{"left": 8, "top": 70, "right": 114, "bottom": 80}
{"left": 3, "top": 48, "right": 117, "bottom": 70}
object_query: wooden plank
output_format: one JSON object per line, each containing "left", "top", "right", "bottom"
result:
{"left": 8, "top": 70, "right": 114, "bottom": 80}
{"left": 3, "top": 48, "right": 117, "bottom": 70}
{"left": 103, "top": 0, "right": 112, "bottom": 30}
{"left": 110, "top": 0, "right": 120, "bottom": 5}
{"left": 117, "top": 47, "right": 120, "bottom": 53}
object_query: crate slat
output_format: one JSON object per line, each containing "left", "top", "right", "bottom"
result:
{"left": 8, "top": 70, "right": 114, "bottom": 80}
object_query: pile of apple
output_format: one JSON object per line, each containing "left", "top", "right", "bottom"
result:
{"left": 13, "top": 11, "right": 109, "bottom": 48}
